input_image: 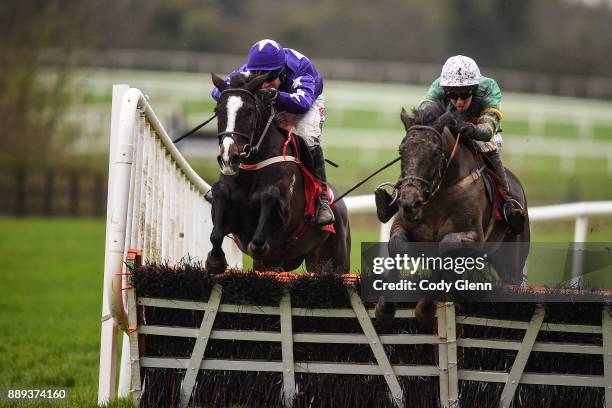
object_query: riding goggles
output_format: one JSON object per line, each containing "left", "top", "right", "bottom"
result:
{"left": 445, "top": 89, "right": 474, "bottom": 101}
{"left": 252, "top": 67, "right": 285, "bottom": 82}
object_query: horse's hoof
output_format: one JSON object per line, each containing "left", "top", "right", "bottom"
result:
{"left": 374, "top": 187, "right": 398, "bottom": 223}
{"left": 205, "top": 251, "right": 227, "bottom": 275}
{"left": 415, "top": 299, "right": 436, "bottom": 323}
{"left": 375, "top": 296, "right": 396, "bottom": 325}
{"left": 247, "top": 241, "right": 270, "bottom": 258}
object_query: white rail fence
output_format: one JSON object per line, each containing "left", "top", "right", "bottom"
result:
{"left": 126, "top": 271, "right": 612, "bottom": 408}
{"left": 319, "top": 128, "right": 612, "bottom": 175}
{"left": 346, "top": 195, "right": 612, "bottom": 243}
{"left": 98, "top": 84, "right": 242, "bottom": 405}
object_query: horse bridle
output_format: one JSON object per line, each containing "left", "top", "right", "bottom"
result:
{"left": 216, "top": 88, "right": 277, "bottom": 159}
{"left": 391, "top": 125, "right": 461, "bottom": 206}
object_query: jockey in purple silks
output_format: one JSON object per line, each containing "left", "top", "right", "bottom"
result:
{"left": 212, "top": 39, "right": 334, "bottom": 226}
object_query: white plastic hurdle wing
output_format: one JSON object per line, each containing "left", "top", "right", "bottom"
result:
{"left": 98, "top": 85, "right": 242, "bottom": 405}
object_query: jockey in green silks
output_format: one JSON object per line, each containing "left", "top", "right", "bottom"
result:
{"left": 376, "top": 55, "right": 526, "bottom": 234}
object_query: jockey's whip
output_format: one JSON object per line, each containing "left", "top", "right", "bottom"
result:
{"left": 325, "top": 159, "right": 339, "bottom": 168}
{"left": 173, "top": 114, "right": 217, "bottom": 144}
{"left": 332, "top": 156, "right": 401, "bottom": 204}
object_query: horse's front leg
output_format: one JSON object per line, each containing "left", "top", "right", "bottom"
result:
{"left": 438, "top": 230, "right": 487, "bottom": 300}
{"left": 375, "top": 217, "right": 408, "bottom": 324}
{"left": 206, "top": 182, "right": 230, "bottom": 274}
{"left": 439, "top": 230, "right": 483, "bottom": 257}
{"left": 247, "top": 185, "right": 281, "bottom": 259}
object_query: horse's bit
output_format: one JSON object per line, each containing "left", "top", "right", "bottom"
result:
{"left": 216, "top": 88, "right": 277, "bottom": 160}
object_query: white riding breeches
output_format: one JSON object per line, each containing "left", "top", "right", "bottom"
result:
{"left": 276, "top": 94, "right": 325, "bottom": 149}
{"left": 476, "top": 132, "right": 503, "bottom": 153}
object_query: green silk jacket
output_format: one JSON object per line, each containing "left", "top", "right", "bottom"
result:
{"left": 418, "top": 76, "right": 503, "bottom": 142}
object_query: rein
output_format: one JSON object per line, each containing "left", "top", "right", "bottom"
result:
{"left": 217, "top": 87, "right": 278, "bottom": 160}
{"left": 173, "top": 113, "right": 217, "bottom": 144}
{"left": 391, "top": 125, "right": 462, "bottom": 205}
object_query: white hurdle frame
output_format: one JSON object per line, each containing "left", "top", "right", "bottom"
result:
{"left": 98, "top": 85, "right": 242, "bottom": 405}
{"left": 125, "top": 262, "right": 612, "bottom": 408}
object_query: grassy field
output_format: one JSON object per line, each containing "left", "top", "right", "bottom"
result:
{"left": 0, "top": 218, "right": 133, "bottom": 407}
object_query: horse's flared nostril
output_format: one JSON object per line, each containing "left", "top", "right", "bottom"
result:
{"left": 413, "top": 200, "right": 423, "bottom": 210}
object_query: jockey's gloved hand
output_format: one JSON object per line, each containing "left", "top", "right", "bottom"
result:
{"left": 458, "top": 123, "right": 477, "bottom": 139}
{"left": 258, "top": 88, "right": 278, "bottom": 104}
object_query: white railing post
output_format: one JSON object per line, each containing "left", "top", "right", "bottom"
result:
{"left": 99, "top": 85, "right": 243, "bottom": 405}
{"left": 379, "top": 217, "right": 393, "bottom": 242}
{"left": 571, "top": 215, "right": 589, "bottom": 281}
{"left": 98, "top": 84, "right": 129, "bottom": 406}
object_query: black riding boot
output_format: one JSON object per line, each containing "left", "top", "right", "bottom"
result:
{"left": 484, "top": 151, "right": 526, "bottom": 234}
{"left": 310, "top": 145, "right": 335, "bottom": 226}
{"left": 374, "top": 185, "right": 398, "bottom": 223}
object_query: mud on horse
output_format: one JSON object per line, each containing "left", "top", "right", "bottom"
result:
{"left": 205, "top": 72, "right": 351, "bottom": 274}
{"left": 375, "top": 103, "right": 530, "bottom": 323}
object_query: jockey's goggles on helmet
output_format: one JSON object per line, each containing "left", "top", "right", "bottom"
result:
{"left": 252, "top": 67, "right": 285, "bottom": 82}
{"left": 444, "top": 87, "right": 475, "bottom": 101}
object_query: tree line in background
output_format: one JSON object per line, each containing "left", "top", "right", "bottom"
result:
{"left": 1, "top": 0, "right": 611, "bottom": 186}
{"left": 85, "top": 0, "right": 612, "bottom": 78}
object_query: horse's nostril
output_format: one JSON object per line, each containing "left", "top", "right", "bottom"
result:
{"left": 413, "top": 200, "right": 423, "bottom": 210}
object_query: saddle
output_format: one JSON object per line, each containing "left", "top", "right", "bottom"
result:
{"left": 469, "top": 143, "right": 505, "bottom": 224}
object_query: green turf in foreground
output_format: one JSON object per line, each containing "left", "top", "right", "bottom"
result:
{"left": 0, "top": 218, "right": 107, "bottom": 407}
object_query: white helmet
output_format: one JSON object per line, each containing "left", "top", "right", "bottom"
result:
{"left": 440, "top": 55, "right": 481, "bottom": 87}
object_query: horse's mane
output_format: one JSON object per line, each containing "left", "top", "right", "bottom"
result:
{"left": 228, "top": 72, "right": 249, "bottom": 88}
{"left": 407, "top": 101, "right": 474, "bottom": 137}
{"left": 411, "top": 101, "right": 449, "bottom": 127}
{"left": 229, "top": 71, "right": 266, "bottom": 89}
{"left": 412, "top": 102, "right": 454, "bottom": 126}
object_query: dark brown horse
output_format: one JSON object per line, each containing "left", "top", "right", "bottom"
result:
{"left": 205, "top": 72, "right": 350, "bottom": 274}
{"left": 376, "top": 102, "right": 530, "bottom": 322}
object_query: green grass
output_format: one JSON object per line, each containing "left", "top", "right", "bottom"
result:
{"left": 182, "top": 100, "right": 216, "bottom": 116}
{"left": 0, "top": 218, "right": 112, "bottom": 407}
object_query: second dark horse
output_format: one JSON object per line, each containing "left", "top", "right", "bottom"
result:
{"left": 205, "top": 73, "right": 351, "bottom": 274}
{"left": 376, "top": 103, "right": 530, "bottom": 323}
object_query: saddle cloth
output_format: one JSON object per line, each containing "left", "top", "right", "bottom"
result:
{"left": 482, "top": 167, "right": 504, "bottom": 222}
{"left": 283, "top": 133, "right": 336, "bottom": 237}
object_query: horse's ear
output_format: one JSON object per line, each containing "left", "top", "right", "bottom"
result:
{"left": 400, "top": 107, "right": 413, "bottom": 131}
{"left": 211, "top": 73, "right": 228, "bottom": 92}
{"left": 246, "top": 73, "right": 269, "bottom": 93}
